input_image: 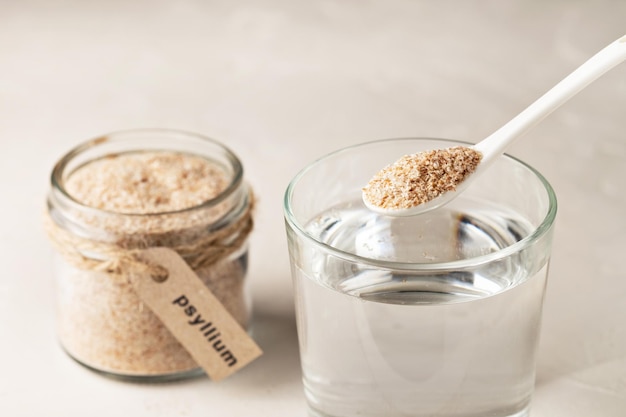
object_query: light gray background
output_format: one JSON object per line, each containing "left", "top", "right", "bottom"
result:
{"left": 1, "top": 1, "right": 625, "bottom": 415}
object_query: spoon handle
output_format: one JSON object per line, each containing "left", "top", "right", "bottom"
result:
{"left": 475, "top": 34, "right": 626, "bottom": 161}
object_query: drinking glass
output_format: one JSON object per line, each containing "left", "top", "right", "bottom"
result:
{"left": 284, "top": 138, "right": 557, "bottom": 417}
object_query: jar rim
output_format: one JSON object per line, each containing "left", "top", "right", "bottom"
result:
{"left": 50, "top": 128, "right": 245, "bottom": 218}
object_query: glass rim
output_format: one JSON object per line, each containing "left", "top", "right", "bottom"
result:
{"left": 50, "top": 128, "right": 245, "bottom": 218}
{"left": 283, "top": 137, "right": 558, "bottom": 271}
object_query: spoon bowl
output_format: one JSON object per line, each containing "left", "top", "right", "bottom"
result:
{"left": 362, "top": 163, "right": 475, "bottom": 216}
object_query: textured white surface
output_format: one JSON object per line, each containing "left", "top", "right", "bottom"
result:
{"left": 1, "top": 1, "right": 625, "bottom": 415}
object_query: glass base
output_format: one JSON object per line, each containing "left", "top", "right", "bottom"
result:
{"left": 63, "top": 345, "right": 205, "bottom": 383}
{"left": 306, "top": 402, "right": 531, "bottom": 417}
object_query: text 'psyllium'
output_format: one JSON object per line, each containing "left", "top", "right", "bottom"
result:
{"left": 172, "top": 295, "right": 237, "bottom": 367}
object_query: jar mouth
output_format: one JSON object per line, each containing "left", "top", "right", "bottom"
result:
{"left": 50, "top": 128, "right": 244, "bottom": 218}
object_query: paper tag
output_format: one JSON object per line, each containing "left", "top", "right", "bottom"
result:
{"left": 129, "top": 247, "right": 262, "bottom": 381}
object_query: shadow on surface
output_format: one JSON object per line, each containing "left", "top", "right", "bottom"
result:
{"left": 231, "top": 307, "right": 302, "bottom": 390}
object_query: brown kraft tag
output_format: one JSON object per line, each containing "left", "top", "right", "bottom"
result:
{"left": 129, "top": 247, "right": 262, "bottom": 381}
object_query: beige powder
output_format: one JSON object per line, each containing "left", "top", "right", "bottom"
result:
{"left": 66, "top": 152, "right": 229, "bottom": 214}
{"left": 53, "top": 151, "right": 251, "bottom": 378}
{"left": 363, "top": 146, "right": 482, "bottom": 210}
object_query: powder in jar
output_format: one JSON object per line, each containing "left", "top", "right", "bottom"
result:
{"left": 51, "top": 150, "right": 252, "bottom": 378}
{"left": 66, "top": 152, "right": 230, "bottom": 214}
{"left": 362, "top": 146, "right": 482, "bottom": 210}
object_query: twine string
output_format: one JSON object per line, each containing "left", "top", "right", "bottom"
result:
{"left": 44, "top": 197, "right": 254, "bottom": 277}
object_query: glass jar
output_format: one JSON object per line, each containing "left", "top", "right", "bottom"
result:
{"left": 45, "top": 129, "right": 253, "bottom": 381}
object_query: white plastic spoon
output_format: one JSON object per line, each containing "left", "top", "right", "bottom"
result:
{"left": 363, "top": 34, "right": 626, "bottom": 216}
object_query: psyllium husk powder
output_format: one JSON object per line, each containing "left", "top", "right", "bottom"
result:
{"left": 45, "top": 130, "right": 254, "bottom": 380}
{"left": 362, "top": 146, "right": 482, "bottom": 210}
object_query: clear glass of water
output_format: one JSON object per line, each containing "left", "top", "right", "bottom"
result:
{"left": 283, "top": 138, "right": 557, "bottom": 417}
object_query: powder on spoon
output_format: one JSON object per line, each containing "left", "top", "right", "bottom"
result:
{"left": 362, "top": 146, "right": 483, "bottom": 210}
